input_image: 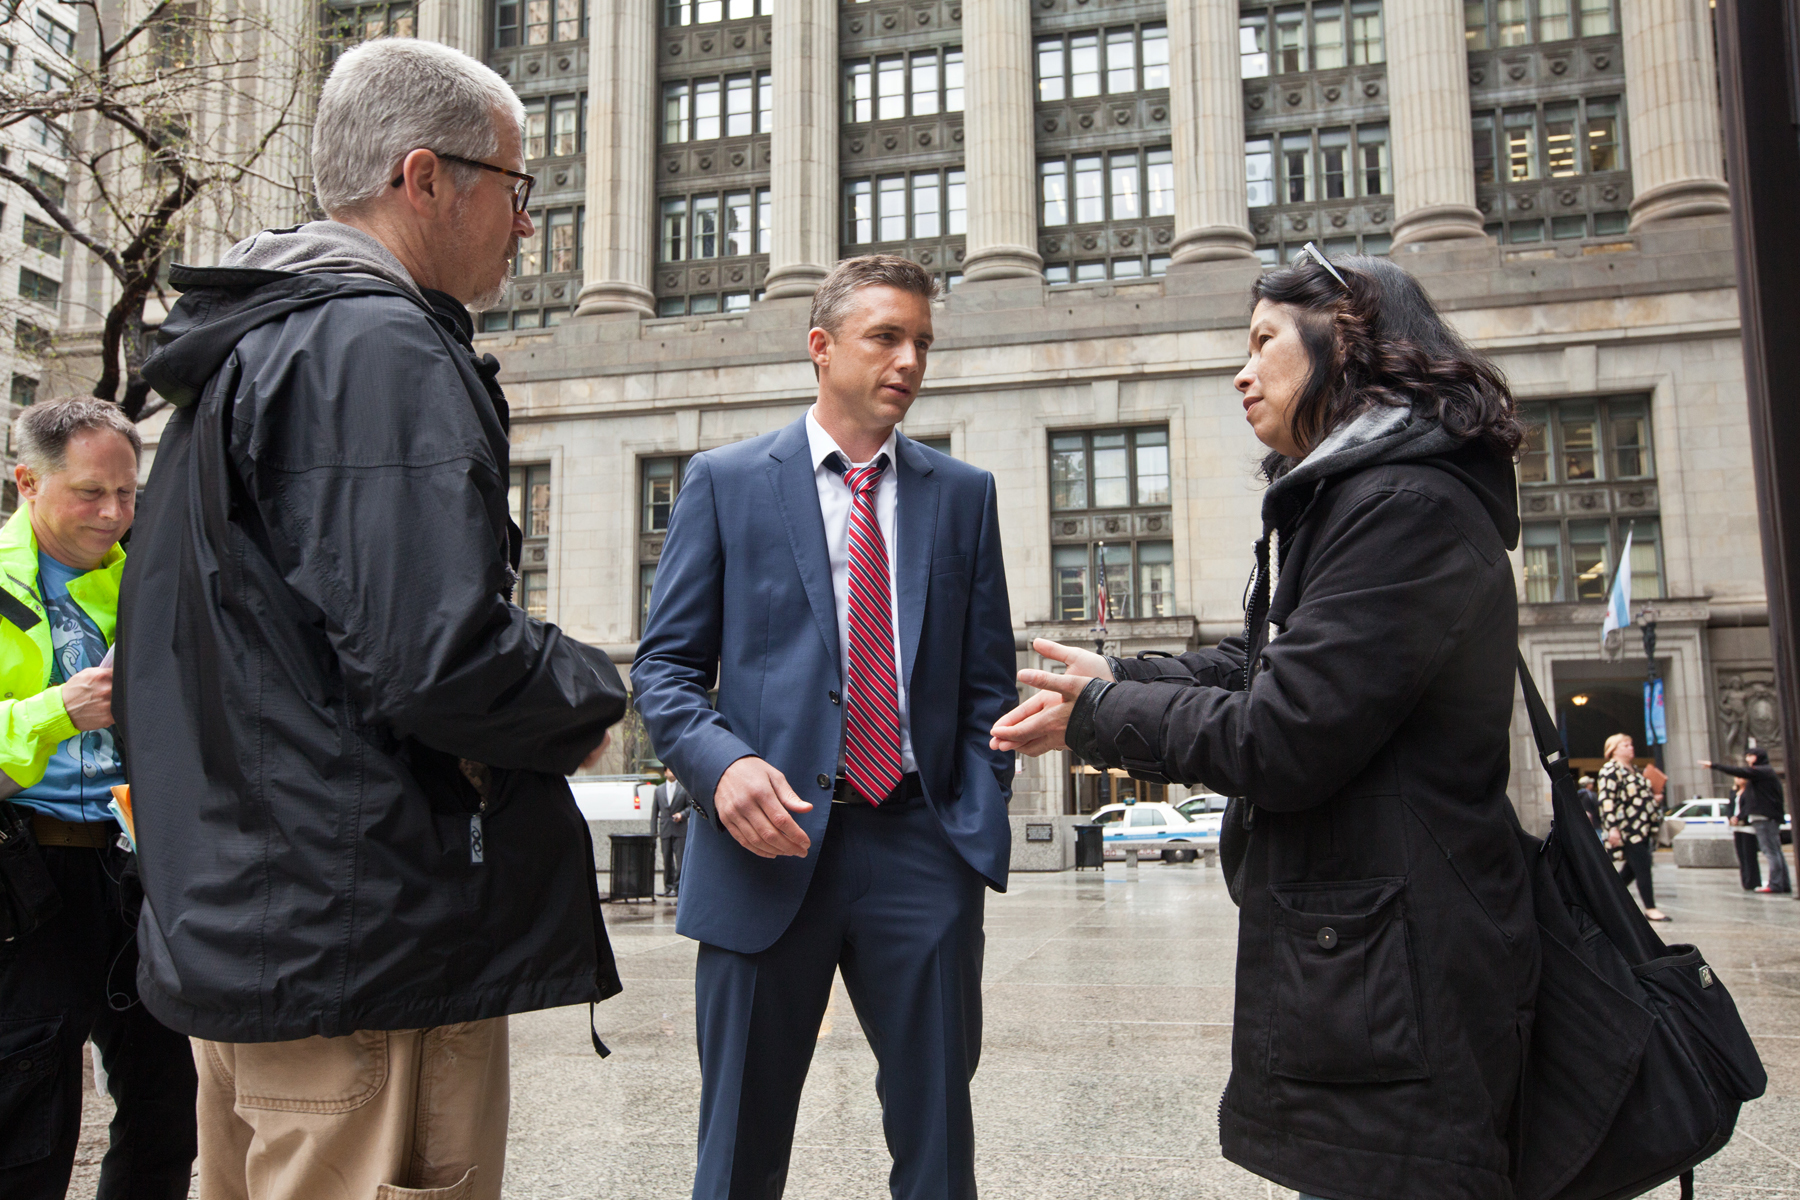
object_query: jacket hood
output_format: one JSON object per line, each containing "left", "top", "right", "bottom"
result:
{"left": 141, "top": 262, "right": 419, "bottom": 410}
{"left": 221, "top": 220, "right": 421, "bottom": 296}
{"left": 1263, "top": 405, "right": 1520, "bottom": 550}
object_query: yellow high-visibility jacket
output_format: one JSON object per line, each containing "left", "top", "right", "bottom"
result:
{"left": 0, "top": 504, "right": 123, "bottom": 788}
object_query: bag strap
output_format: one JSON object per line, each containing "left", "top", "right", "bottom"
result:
{"left": 1517, "top": 651, "right": 1667, "bottom": 965}
{"left": 1516, "top": 651, "right": 1573, "bottom": 779}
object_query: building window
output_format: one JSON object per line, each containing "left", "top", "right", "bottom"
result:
{"left": 664, "top": 72, "right": 772, "bottom": 142}
{"left": 659, "top": 188, "right": 769, "bottom": 263}
{"left": 1246, "top": 124, "right": 1392, "bottom": 262}
{"left": 1517, "top": 396, "right": 1660, "bottom": 603}
{"left": 9, "top": 374, "right": 36, "bottom": 407}
{"left": 1036, "top": 24, "right": 1168, "bottom": 100}
{"left": 844, "top": 48, "right": 963, "bottom": 123}
{"left": 844, "top": 169, "right": 965, "bottom": 246}
{"left": 522, "top": 93, "right": 586, "bottom": 161}
{"left": 509, "top": 464, "right": 551, "bottom": 620}
{"left": 322, "top": 1, "right": 416, "bottom": 62}
{"left": 514, "top": 205, "right": 584, "bottom": 277}
{"left": 33, "top": 10, "right": 74, "bottom": 55}
{"left": 1473, "top": 96, "right": 1627, "bottom": 243}
{"left": 13, "top": 319, "right": 49, "bottom": 356}
{"left": 1037, "top": 149, "right": 1173, "bottom": 283}
{"left": 1465, "top": 0, "right": 1612, "bottom": 49}
{"left": 663, "top": 0, "right": 765, "bottom": 26}
{"left": 639, "top": 454, "right": 692, "bottom": 630}
{"left": 495, "top": 0, "right": 585, "bottom": 46}
{"left": 25, "top": 163, "right": 63, "bottom": 206}
{"left": 20, "top": 215, "right": 60, "bottom": 256}
{"left": 18, "top": 267, "right": 58, "bottom": 306}
{"left": 1047, "top": 427, "right": 1173, "bottom": 621}
{"left": 1241, "top": 0, "right": 1384, "bottom": 78}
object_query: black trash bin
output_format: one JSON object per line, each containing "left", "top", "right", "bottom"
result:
{"left": 607, "top": 833, "right": 658, "bottom": 901}
{"left": 1074, "top": 824, "right": 1103, "bottom": 870}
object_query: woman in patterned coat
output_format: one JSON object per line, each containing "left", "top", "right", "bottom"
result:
{"left": 1597, "top": 731, "right": 1669, "bottom": 920}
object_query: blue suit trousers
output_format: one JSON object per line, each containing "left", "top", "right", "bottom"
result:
{"left": 692, "top": 797, "right": 985, "bottom": 1200}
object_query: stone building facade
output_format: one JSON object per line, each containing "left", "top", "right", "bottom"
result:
{"left": 136, "top": 0, "right": 1773, "bottom": 829}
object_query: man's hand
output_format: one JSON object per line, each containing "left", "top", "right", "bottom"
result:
{"left": 61, "top": 666, "right": 114, "bottom": 732}
{"left": 1696, "top": 759, "right": 1713, "bottom": 769}
{"left": 989, "top": 638, "right": 1114, "bottom": 757}
{"left": 715, "top": 757, "right": 813, "bottom": 858}
{"left": 673, "top": 811, "right": 685, "bottom": 823}
{"left": 577, "top": 732, "right": 612, "bottom": 774}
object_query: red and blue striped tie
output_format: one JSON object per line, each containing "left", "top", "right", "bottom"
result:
{"left": 840, "top": 454, "right": 904, "bottom": 805}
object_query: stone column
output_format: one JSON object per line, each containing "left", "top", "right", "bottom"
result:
{"left": 576, "top": 0, "right": 658, "bottom": 316}
{"left": 1167, "top": 0, "right": 1257, "bottom": 263}
{"left": 762, "top": 0, "right": 838, "bottom": 299}
{"left": 961, "top": 0, "right": 1043, "bottom": 281}
{"left": 1620, "top": 0, "right": 1730, "bottom": 228}
{"left": 1386, "top": 0, "right": 1486, "bottom": 246}
{"left": 415, "top": 0, "right": 485, "bottom": 54}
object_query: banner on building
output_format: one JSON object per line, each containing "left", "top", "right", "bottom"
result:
{"left": 1643, "top": 677, "right": 1667, "bottom": 745}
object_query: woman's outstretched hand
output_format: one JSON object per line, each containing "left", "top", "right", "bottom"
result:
{"left": 990, "top": 638, "right": 1115, "bottom": 757}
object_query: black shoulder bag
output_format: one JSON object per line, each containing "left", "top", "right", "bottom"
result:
{"left": 1514, "top": 653, "right": 1766, "bottom": 1200}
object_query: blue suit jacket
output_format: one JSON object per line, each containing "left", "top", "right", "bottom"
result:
{"left": 632, "top": 416, "right": 1016, "bottom": 953}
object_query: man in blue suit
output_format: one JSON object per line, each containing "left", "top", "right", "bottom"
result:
{"left": 633, "top": 255, "right": 1016, "bottom": 1200}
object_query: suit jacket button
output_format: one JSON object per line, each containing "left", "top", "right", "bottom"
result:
{"left": 816, "top": 773, "right": 831, "bottom": 789}
{"left": 1317, "top": 927, "right": 1338, "bottom": 950}
{"left": 829, "top": 690, "right": 840, "bottom": 705}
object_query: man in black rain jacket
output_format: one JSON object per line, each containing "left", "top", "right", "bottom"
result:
{"left": 115, "top": 38, "right": 627, "bottom": 1200}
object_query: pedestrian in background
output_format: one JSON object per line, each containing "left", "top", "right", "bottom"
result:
{"left": 118, "top": 39, "right": 627, "bottom": 1200}
{"left": 1701, "top": 749, "right": 1792, "bottom": 894}
{"left": 652, "top": 767, "right": 691, "bottom": 896}
{"left": 1578, "top": 773, "right": 1601, "bottom": 830}
{"left": 0, "top": 399, "right": 196, "bottom": 1199}
{"left": 1598, "top": 733, "right": 1669, "bottom": 920}
{"left": 992, "top": 250, "right": 1537, "bottom": 1200}
{"left": 1727, "top": 774, "right": 1762, "bottom": 891}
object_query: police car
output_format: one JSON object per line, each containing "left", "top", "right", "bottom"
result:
{"left": 1089, "top": 801, "right": 1221, "bottom": 862}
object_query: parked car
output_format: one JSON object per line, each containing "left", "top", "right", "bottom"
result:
{"left": 1177, "top": 793, "right": 1229, "bottom": 821}
{"left": 569, "top": 777, "right": 653, "bottom": 821}
{"left": 1089, "top": 801, "right": 1221, "bottom": 862}
{"left": 1670, "top": 796, "right": 1792, "bottom": 845}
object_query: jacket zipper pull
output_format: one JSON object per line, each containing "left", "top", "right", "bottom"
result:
{"left": 470, "top": 813, "right": 485, "bottom": 864}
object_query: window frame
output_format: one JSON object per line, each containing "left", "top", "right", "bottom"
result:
{"left": 1036, "top": 23, "right": 1169, "bottom": 101}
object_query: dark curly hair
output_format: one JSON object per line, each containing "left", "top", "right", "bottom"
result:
{"left": 1250, "top": 253, "right": 1522, "bottom": 478}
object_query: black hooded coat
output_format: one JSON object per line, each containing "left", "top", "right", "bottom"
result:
{"left": 118, "top": 258, "right": 628, "bottom": 1043}
{"left": 1068, "top": 408, "right": 1539, "bottom": 1200}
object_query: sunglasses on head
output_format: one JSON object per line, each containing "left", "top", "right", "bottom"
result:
{"left": 1296, "top": 240, "right": 1351, "bottom": 291}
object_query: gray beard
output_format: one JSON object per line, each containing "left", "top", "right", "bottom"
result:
{"left": 468, "top": 234, "right": 519, "bottom": 312}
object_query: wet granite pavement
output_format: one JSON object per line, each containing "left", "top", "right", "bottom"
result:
{"left": 74, "top": 851, "right": 1799, "bottom": 1199}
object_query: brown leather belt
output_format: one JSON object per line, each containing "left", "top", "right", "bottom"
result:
{"left": 31, "top": 814, "right": 116, "bottom": 849}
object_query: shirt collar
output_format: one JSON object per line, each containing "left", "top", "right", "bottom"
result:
{"left": 806, "top": 406, "right": 899, "bottom": 474}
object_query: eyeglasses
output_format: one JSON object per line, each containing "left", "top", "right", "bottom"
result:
{"left": 1297, "top": 240, "right": 1350, "bottom": 291}
{"left": 390, "top": 152, "right": 535, "bottom": 214}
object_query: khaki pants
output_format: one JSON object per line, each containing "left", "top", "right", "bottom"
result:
{"left": 193, "top": 1018, "right": 509, "bottom": 1200}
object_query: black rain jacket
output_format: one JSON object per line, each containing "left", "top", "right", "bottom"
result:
{"left": 1069, "top": 410, "right": 1539, "bottom": 1200}
{"left": 1708, "top": 761, "right": 1787, "bottom": 822}
{"left": 118, "top": 265, "right": 628, "bottom": 1042}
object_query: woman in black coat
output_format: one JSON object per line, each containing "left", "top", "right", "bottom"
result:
{"left": 993, "top": 251, "right": 1538, "bottom": 1200}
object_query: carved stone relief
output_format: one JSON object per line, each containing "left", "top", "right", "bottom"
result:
{"left": 1716, "top": 671, "right": 1784, "bottom": 763}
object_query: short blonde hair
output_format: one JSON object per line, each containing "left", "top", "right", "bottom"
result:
{"left": 1603, "top": 732, "right": 1635, "bottom": 761}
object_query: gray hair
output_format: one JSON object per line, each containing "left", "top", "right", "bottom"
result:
{"left": 809, "top": 255, "right": 941, "bottom": 337}
{"left": 312, "top": 38, "right": 525, "bottom": 216}
{"left": 13, "top": 397, "right": 142, "bottom": 476}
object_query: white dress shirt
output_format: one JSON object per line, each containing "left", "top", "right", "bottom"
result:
{"left": 804, "top": 407, "right": 917, "bottom": 773}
